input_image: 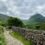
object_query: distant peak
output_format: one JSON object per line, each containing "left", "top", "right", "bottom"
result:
{"left": 33, "top": 13, "right": 42, "bottom": 16}
{"left": 30, "top": 13, "right": 43, "bottom": 18}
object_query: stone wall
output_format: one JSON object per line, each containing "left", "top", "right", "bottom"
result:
{"left": 12, "top": 26, "right": 45, "bottom": 45}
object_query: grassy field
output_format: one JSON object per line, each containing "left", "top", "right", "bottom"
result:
{"left": 0, "top": 26, "right": 6, "bottom": 45}
{"left": 10, "top": 32, "right": 33, "bottom": 45}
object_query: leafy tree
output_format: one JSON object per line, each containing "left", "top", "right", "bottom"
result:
{"left": 7, "top": 17, "right": 24, "bottom": 27}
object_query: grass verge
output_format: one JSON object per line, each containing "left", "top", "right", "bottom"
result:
{"left": 0, "top": 26, "right": 6, "bottom": 45}
{"left": 10, "top": 32, "right": 33, "bottom": 45}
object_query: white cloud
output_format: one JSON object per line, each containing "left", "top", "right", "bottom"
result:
{"left": 2, "top": 0, "right": 7, "bottom": 2}
{"left": 1, "top": 0, "right": 7, "bottom": 2}
{"left": 0, "top": 0, "right": 45, "bottom": 20}
{"left": 35, "top": 5, "right": 45, "bottom": 16}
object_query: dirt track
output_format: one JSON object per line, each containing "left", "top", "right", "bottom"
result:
{"left": 4, "top": 28, "right": 24, "bottom": 45}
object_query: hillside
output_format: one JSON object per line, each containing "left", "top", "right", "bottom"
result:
{"left": 22, "top": 14, "right": 45, "bottom": 29}
{"left": 0, "top": 14, "right": 9, "bottom": 21}
{"left": 28, "top": 14, "right": 45, "bottom": 25}
{"left": 22, "top": 20, "right": 28, "bottom": 25}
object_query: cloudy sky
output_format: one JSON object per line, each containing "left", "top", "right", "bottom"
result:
{"left": 0, "top": 0, "right": 45, "bottom": 20}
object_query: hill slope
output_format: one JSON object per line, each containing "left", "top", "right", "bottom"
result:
{"left": 28, "top": 14, "right": 45, "bottom": 25}
{"left": 0, "top": 14, "right": 9, "bottom": 21}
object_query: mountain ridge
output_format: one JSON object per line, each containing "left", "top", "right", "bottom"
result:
{"left": 23, "top": 13, "right": 45, "bottom": 26}
{"left": 0, "top": 14, "right": 10, "bottom": 22}
{"left": 29, "top": 14, "right": 45, "bottom": 23}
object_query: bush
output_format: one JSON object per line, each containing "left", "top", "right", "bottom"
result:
{"left": 7, "top": 17, "right": 24, "bottom": 28}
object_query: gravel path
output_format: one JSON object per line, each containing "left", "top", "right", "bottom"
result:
{"left": 4, "top": 28, "right": 24, "bottom": 45}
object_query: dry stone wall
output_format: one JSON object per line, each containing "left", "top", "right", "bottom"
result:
{"left": 12, "top": 26, "right": 45, "bottom": 45}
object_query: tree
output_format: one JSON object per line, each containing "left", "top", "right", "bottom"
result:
{"left": 7, "top": 17, "right": 24, "bottom": 27}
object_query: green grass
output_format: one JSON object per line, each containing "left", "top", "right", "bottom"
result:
{"left": 0, "top": 34, "right": 6, "bottom": 45}
{"left": 0, "top": 26, "right": 6, "bottom": 45}
{"left": 10, "top": 32, "right": 33, "bottom": 45}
